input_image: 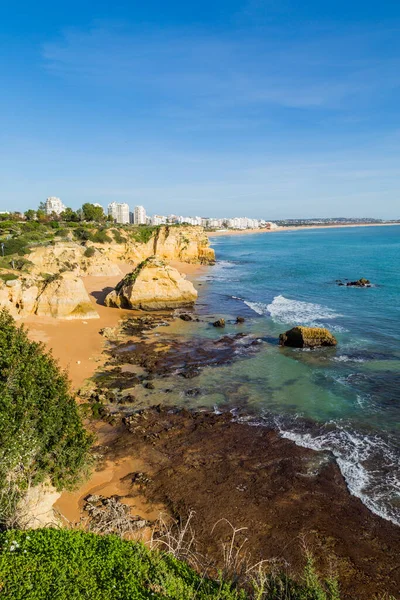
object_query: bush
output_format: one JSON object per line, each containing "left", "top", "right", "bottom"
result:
{"left": 90, "top": 229, "right": 112, "bottom": 244}
{"left": 1, "top": 238, "right": 29, "bottom": 256}
{"left": 112, "top": 229, "right": 127, "bottom": 244}
{"left": 84, "top": 246, "right": 96, "bottom": 258}
{"left": 0, "top": 273, "right": 18, "bottom": 283}
{"left": 0, "top": 310, "right": 92, "bottom": 527}
{"left": 131, "top": 225, "right": 158, "bottom": 244}
{"left": 0, "top": 529, "right": 246, "bottom": 599}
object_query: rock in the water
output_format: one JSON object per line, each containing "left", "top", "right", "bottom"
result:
{"left": 337, "top": 278, "right": 371, "bottom": 287}
{"left": 236, "top": 316, "right": 245, "bottom": 324}
{"left": 347, "top": 278, "right": 371, "bottom": 287}
{"left": 179, "top": 313, "right": 193, "bottom": 321}
{"left": 213, "top": 318, "right": 225, "bottom": 328}
{"left": 279, "top": 326, "right": 337, "bottom": 348}
{"left": 105, "top": 258, "right": 198, "bottom": 311}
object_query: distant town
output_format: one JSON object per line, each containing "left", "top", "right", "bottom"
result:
{"left": 0, "top": 196, "right": 398, "bottom": 230}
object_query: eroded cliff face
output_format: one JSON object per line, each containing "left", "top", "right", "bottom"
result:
{"left": 27, "top": 226, "right": 215, "bottom": 277}
{"left": 0, "top": 273, "right": 99, "bottom": 320}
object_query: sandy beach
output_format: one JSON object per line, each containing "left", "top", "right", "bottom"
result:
{"left": 208, "top": 222, "right": 400, "bottom": 237}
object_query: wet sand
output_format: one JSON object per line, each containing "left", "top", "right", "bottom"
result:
{"left": 209, "top": 222, "right": 400, "bottom": 237}
{"left": 54, "top": 423, "right": 164, "bottom": 540}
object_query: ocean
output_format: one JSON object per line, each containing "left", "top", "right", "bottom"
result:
{"left": 178, "top": 225, "right": 400, "bottom": 526}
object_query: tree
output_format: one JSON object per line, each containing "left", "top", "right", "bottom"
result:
{"left": 60, "top": 207, "right": 79, "bottom": 222}
{"left": 36, "top": 209, "right": 47, "bottom": 223}
{"left": 24, "top": 209, "right": 36, "bottom": 221}
{"left": 82, "top": 203, "right": 105, "bottom": 222}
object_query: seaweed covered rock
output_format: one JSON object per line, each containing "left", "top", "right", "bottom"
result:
{"left": 279, "top": 326, "right": 337, "bottom": 348}
{"left": 105, "top": 258, "right": 198, "bottom": 311}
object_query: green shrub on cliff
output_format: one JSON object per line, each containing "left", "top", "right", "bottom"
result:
{"left": 0, "top": 310, "right": 92, "bottom": 527}
{"left": 130, "top": 225, "right": 159, "bottom": 244}
{"left": 0, "top": 529, "right": 348, "bottom": 600}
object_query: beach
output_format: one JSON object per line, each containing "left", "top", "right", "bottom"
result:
{"left": 208, "top": 222, "right": 400, "bottom": 236}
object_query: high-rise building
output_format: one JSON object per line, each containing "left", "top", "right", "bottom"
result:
{"left": 108, "top": 202, "right": 130, "bottom": 224}
{"left": 45, "top": 197, "right": 66, "bottom": 215}
{"left": 134, "top": 205, "right": 146, "bottom": 225}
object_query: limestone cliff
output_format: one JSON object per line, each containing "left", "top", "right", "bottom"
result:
{"left": 105, "top": 258, "right": 198, "bottom": 310}
{"left": 28, "top": 243, "right": 123, "bottom": 277}
{"left": 0, "top": 226, "right": 213, "bottom": 319}
{"left": 0, "top": 273, "right": 99, "bottom": 320}
{"left": 25, "top": 226, "right": 214, "bottom": 278}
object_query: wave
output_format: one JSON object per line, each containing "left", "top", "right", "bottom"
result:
{"left": 275, "top": 419, "right": 400, "bottom": 526}
{"left": 267, "top": 294, "right": 341, "bottom": 325}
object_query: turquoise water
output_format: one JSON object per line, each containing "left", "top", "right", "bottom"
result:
{"left": 188, "top": 226, "right": 400, "bottom": 525}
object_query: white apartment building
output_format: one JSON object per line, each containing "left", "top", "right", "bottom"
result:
{"left": 134, "top": 205, "right": 147, "bottom": 225}
{"left": 108, "top": 202, "right": 130, "bottom": 224}
{"left": 151, "top": 214, "right": 167, "bottom": 226}
{"left": 45, "top": 197, "right": 66, "bottom": 216}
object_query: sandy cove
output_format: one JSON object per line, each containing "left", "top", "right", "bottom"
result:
{"left": 21, "top": 260, "right": 206, "bottom": 537}
{"left": 208, "top": 222, "right": 400, "bottom": 237}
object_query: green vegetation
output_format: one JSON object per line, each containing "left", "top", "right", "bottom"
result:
{"left": 73, "top": 227, "right": 112, "bottom": 244}
{"left": 130, "top": 225, "right": 159, "bottom": 244}
{"left": 82, "top": 203, "right": 106, "bottom": 222}
{"left": 112, "top": 228, "right": 127, "bottom": 244}
{"left": 0, "top": 310, "right": 92, "bottom": 528}
{"left": 0, "top": 273, "right": 18, "bottom": 283}
{"left": 84, "top": 246, "right": 96, "bottom": 258}
{"left": 0, "top": 529, "right": 350, "bottom": 600}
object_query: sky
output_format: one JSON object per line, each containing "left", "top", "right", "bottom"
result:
{"left": 1, "top": 1, "right": 400, "bottom": 219}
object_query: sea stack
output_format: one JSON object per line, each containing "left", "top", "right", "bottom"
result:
{"left": 105, "top": 257, "right": 198, "bottom": 310}
{"left": 279, "top": 326, "right": 337, "bottom": 348}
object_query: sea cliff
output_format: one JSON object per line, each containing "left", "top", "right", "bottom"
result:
{"left": 0, "top": 225, "right": 214, "bottom": 319}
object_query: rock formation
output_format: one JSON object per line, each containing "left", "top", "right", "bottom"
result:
{"left": 0, "top": 273, "right": 99, "bottom": 319}
{"left": 337, "top": 278, "right": 372, "bottom": 287}
{"left": 105, "top": 258, "right": 198, "bottom": 311}
{"left": 279, "top": 326, "right": 337, "bottom": 348}
{"left": 213, "top": 318, "right": 226, "bottom": 328}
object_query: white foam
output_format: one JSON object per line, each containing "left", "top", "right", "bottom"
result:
{"left": 277, "top": 422, "right": 400, "bottom": 526}
{"left": 267, "top": 294, "right": 341, "bottom": 325}
{"left": 333, "top": 355, "right": 366, "bottom": 363}
{"left": 244, "top": 301, "right": 266, "bottom": 315}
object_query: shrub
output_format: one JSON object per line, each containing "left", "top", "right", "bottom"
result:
{"left": 90, "top": 229, "right": 112, "bottom": 244}
{"left": 0, "top": 273, "right": 18, "bottom": 283}
{"left": 0, "top": 310, "right": 92, "bottom": 527}
{"left": 112, "top": 229, "right": 127, "bottom": 244}
{"left": 1, "top": 238, "right": 29, "bottom": 257}
{"left": 130, "top": 225, "right": 158, "bottom": 244}
{"left": 84, "top": 246, "right": 96, "bottom": 258}
{"left": 0, "top": 529, "right": 246, "bottom": 599}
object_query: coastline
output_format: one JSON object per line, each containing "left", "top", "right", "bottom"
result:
{"left": 15, "top": 246, "right": 400, "bottom": 598}
{"left": 208, "top": 222, "right": 400, "bottom": 237}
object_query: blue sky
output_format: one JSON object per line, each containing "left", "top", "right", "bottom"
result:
{"left": 1, "top": 1, "right": 400, "bottom": 218}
